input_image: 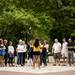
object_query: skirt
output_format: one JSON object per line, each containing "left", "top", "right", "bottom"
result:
{"left": 33, "top": 51, "right": 40, "bottom": 55}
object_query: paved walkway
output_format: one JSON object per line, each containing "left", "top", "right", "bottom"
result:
{"left": 0, "top": 65, "right": 75, "bottom": 74}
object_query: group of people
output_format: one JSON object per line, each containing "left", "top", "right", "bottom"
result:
{"left": 0, "top": 39, "right": 15, "bottom": 66}
{"left": 0, "top": 38, "right": 75, "bottom": 68}
{"left": 0, "top": 38, "right": 49, "bottom": 68}
{"left": 52, "top": 38, "right": 75, "bottom": 66}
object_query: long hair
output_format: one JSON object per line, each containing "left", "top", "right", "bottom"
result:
{"left": 34, "top": 39, "right": 39, "bottom": 48}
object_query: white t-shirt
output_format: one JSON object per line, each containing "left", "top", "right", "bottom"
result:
{"left": 52, "top": 42, "right": 61, "bottom": 53}
{"left": 17, "top": 45, "right": 27, "bottom": 53}
{"left": 62, "top": 42, "right": 68, "bottom": 53}
{"left": 8, "top": 46, "right": 14, "bottom": 53}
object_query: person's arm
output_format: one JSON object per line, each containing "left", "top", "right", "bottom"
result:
{"left": 52, "top": 44, "right": 54, "bottom": 53}
{"left": 68, "top": 44, "right": 74, "bottom": 49}
{"left": 61, "top": 43, "right": 63, "bottom": 50}
{"left": 16, "top": 45, "right": 19, "bottom": 52}
{"left": 74, "top": 43, "right": 75, "bottom": 49}
{"left": 46, "top": 44, "right": 49, "bottom": 52}
{"left": 68, "top": 46, "right": 74, "bottom": 49}
{"left": 8, "top": 46, "right": 10, "bottom": 53}
{"left": 8, "top": 46, "right": 9, "bottom": 53}
{"left": 25, "top": 45, "right": 27, "bottom": 52}
{"left": 74, "top": 43, "right": 75, "bottom": 52}
{"left": 12, "top": 46, "right": 15, "bottom": 53}
{"left": 60, "top": 43, "right": 62, "bottom": 51}
{"left": 23, "top": 45, "right": 27, "bottom": 52}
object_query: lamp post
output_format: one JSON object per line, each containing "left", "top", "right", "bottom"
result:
{"left": 26, "top": 26, "right": 32, "bottom": 44}
{"left": 26, "top": 30, "right": 27, "bottom": 44}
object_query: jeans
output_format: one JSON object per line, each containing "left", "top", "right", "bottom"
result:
{"left": 68, "top": 51, "right": 74, "bottom": 66}
{"left": 4, "top": 52, "right": 8, "bottom": 66}
{"left": 40, "top": 52, "right": 43, "bottom": 65}
{"left": 23, "top": 52, "right": 26, "bottom": 65}
{"left": 9, "top": 57, "right": 14, "bottom": 65}
{"left": 17, "top": 52, "right": 23, "bottom": 65}
{"left": 40, "top": 51, "right": 47, "bottom": 66}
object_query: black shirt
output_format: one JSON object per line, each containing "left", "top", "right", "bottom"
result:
{"left": 74, "top": 43, "right": 75, "bottom": 52}
{"left": 68, "top": 42, "right": 74, "bottom": 51}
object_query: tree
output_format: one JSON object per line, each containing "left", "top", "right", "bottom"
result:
{"left": 0, "top": 0, "right": 75, "bottom": 43}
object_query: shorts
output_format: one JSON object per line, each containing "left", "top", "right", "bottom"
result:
{"left": 54, "top": 52, "right": 61, "bottom": 59}
{"left": 33, "top": 52, "right": 40, "bottom": 55}
{"left": 61, "top": 52, "right": 68, "bottom": 58}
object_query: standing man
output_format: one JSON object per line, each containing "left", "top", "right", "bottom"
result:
{"left": 68, "top": 38, "right": 74, "bottom": 66}
{"left": 61, "top": 38, "right": 68, "bottom": 66}
{"left": 52, "top": 38, "right": 61, "bottom": 66}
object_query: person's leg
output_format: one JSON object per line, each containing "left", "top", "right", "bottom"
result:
{"left": 57, "top": 58, "right": 61, "bottom": 66}
{"left": 33, "top": 55, "right": 36, "bottom": 68}
{"left": 0, "top": 56, "right": 3, "bottom": 66}
{"left": 9, "top": 57, "right": 11, "bottom": 66}
{"left": 43, "top": 51, "right": 47, "bottom": 66}
{"left": 10, "top": 58, "right": 12, "bottom": 66}
{"left": 19, "top": 53, "right": 21, "bottom": 65}
{"left": 24, "top": 52, "right": 26, "bottom": 65}
{"left": 64, "top": 52, "right": 68, "bottom": 65}
{"left": 40, "top": 52, "right": 43, "bottom": 66}
{"left": 45, "top": 51, "right": 47, "bottom": 66}
{"left": 24, "top": 52, "right": 26, "bottom": 64}
{"left": 63, "top": 57, "right": 65, "bottom": 65}
{"left": 65, "top": 52, "right": 68, "bottom": 65}
{"left": 68, "top": 51, "right": 71, "bottom": 66}
{"left": 54, "top": 53, "right": 58, "bottom": 66}
{"left": 22, "top": 52, "right": 25, "bottom": 65}
{"left": 30, "top": 52, "right": 33, "bottom": 66}
{"left": 63, "top": 57, "right": 67, "bottom": 66}
{"left": 9, "top": 57, "right": 12, "bottom": 66}
{"left": 62, "top": 53, "right": 66, "bottom": 65}
{"left": 37, "top": 55, "right": 40, "bottom": 68}
{"left": 4, "top": 53, "right": 8, "bottom": 66}
{"left": 57, "top": 53, "right": 61, "bottom": 66}
{"left": 17, "top": 53, "right": 20, "bottom": 65}
{"left": 20, "top": 53, "right": 23, "bottom": 66}
{"left": 53, "top": 53, "right": 56, "bottom": 66}
{"left": 63, "top": 53, "right": 68, "bottom": 66}
{"left": 65, "top": 57, "right": 68, "bottom": 66}
{"left": 71, "top": 51, "right": 74, "bottom": 65}
{"left": 11, "top": 58, "right": 14, "bottom": 66}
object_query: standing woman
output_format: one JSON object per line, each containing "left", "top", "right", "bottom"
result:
{"left": 4, "top": 39, "right": 8, "bottom": 66}
{"left": 42, "top": 40, "right": 49, "bottom": 66}
{"left": 61, "top": 38, "right": 68, "bottom": 66}
{"left": 8, "top": 41, "right": 14, "bottom": 66}
{"left": 0, "top": 39, "right": 5, "bottom": 66}
{"left": 32, "top": 39, "right": 42, "bottom": 68}
{"left": 16, "top": 40, "right": 24, "bottom": 66}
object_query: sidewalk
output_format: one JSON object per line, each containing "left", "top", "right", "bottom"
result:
{"left": 0, "top": 65, "right": 75, "bottom": 74}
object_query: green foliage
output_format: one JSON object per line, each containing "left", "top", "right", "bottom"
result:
{"left": 71, "top": 30, "right": 75, "bottom": 36}
{"left": 0, "top": 0, "right": 75, "bottom": 43}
